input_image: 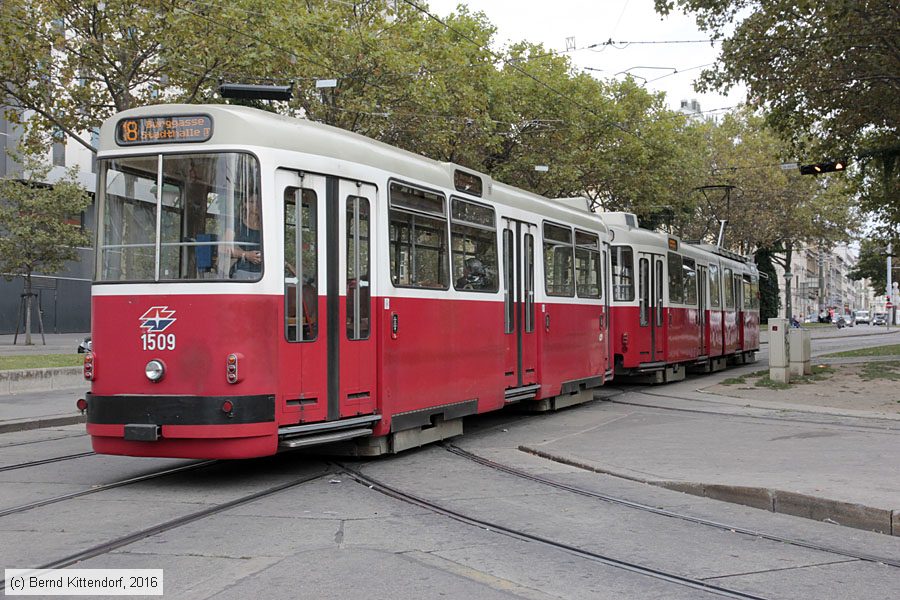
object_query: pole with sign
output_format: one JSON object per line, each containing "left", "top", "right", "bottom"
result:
{"left": 888, "top": 243, "right": 894, "bottom": 328}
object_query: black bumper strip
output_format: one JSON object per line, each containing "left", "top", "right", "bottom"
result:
{"left": 391, "top": 399, "right": 478, "bottom": 433}
{"left": 86, "top": 393, "right": 275, "bottom": 426}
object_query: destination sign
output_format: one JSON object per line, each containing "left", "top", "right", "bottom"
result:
{"left": 116, "top": 115, "right": 213, "bottom": 146}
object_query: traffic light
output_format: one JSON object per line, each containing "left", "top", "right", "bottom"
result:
{"left": 798, "top": 160, "right": 847, "bottom": 175}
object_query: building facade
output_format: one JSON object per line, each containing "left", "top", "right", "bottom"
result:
{"left": 773, "top": 242, "right": 875, "bottom": 321}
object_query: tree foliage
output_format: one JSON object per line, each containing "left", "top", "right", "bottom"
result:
{"left": 0, "top": 0, "right": 302, "bottom": 152}
{"left": 754, "top": 247, "right": 780, "bottom": 321}
{"left": 0, "top": 0, "right": 712, "bottom": 220}
{"left": 655, "top": 0, "right": 899, "bottom": 225}
{"left": 848, "top": 237, "right": 897, "bottom": 296}
{"left": 676, "top": 109, "right": 859, "bottom": 255}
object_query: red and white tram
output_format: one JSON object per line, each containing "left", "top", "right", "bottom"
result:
{"left": 83, "top": 104, "right": 611, "bottom": 459}
{"left": 605, "top": 213, "right": 760, "bottom": 382}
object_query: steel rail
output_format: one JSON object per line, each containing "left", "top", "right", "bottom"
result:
{"left": 0, "top": 460, "right": 218, "bottom": 519}
{"left": 0, "top": 451, "right": 95, "bottom": 473}
{"left": 342, "top": 465, "right": 773, "bottom": 600}
{"left": 444, "top": 444, "right": 900, "bottom": 569}
{"left": 0, "top": 468, "right": 330, "bottom": 591}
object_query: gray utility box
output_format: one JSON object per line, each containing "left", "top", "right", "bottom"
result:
{"left": 768, "top": 318, "right": 790, "bottom": 384}
{"left": 789, "top": 328, "right": 812, "bottom": 376}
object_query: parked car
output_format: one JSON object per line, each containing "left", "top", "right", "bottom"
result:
{"left": 872, "top": 313, "right": 887, "bottom": 326}
{"left": 854, "top": 310, "right": 870, "bottom": 325}
{"left": 77, "top": 336, "right": 92, "bottom": 353}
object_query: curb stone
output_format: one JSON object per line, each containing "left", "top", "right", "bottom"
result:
{"left": 0, "top": 414, "right": 85, "bottom": 435}
{"left": 521, "top": 445, "right": 898, "bottom": 537}
{"left": 0, "top": 367, "right": 84, "bottom": 395}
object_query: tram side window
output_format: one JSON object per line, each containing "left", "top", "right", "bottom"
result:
{"left": 743, "top": 274, "right": 754, "bottom": 310}
{"left": 667, "top": 252, "right": 684, "bottom": 304}
{"left": 347, "top": 196, "right": 370, "bottom": 340}
{"left": 284, "top": 188, "right": 318, "bottom": 342}
{"left": 451, "top": 198, "right": 498, "bottom": 292}
{"left": 543, "top": 222, "right": 574, "bottom": 297}
{"left": 503, "top": 229, "right": 514, "bottom": 334}
{"left": 611, "top": 246, "right": 634, "bottom": 302}
{"left": 709, "top": 264, "right": 721, "bottom": 308}
{"left": 750, "top": 276, "right": 760, "bottom": 310}
{"left": 389, "top": 183, "right": 448, "bottom": 289}
{"left": 682, "top": 257, "right": 697, "bottom": 305}
{"left": 524, "top": 233, "right": 535, "bottom": 332}
{"left": 575, "top": 230, "right": 602, "bottom": 299}
{"left": 639, "top": 258, "right": 650, "bottom": 326}
{"left": 724, "top": 268, "right": 735, "bottom": 309}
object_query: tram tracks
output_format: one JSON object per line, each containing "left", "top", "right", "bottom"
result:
{"left": 341, "top": 463, "right": 773, "bottom": 600}
{"left": 443, "top": 444, "right": 900, "bottom": 569}
{"left": 0, "top": 465, "right": 331, "bottom": 591}
{"left": 0, "top": 432, "right": 88, "bottom": 449}
{"left": 0, "top": 460, "right": 217, "bottom": 518}
{"left": 607, "top": 390, "right": 900, "bottom": 432}
{"left": 0, "top": 451, "right": 95, "bottom": 473}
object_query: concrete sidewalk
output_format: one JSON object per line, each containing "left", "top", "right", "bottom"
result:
{"left": 0, "top": 333, "right": 91, "bottom": 431}
{"left": 509, "top": 361, "right": 900, "bottom": 537}
{"left": 0, "top": 388, "right": 88, "bottom": 433}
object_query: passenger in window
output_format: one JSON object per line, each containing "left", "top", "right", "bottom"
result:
{"left": 285, "top": 262, "right": 318, "bottom": 338}
{"left": 456, "top": 258, "right": 491, "bottom": 290}
{"left": 223, "top": 193, "right": 262, "bottom": 280}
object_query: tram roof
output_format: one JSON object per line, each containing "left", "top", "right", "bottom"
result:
{"left": 99, "top": 104, "right": 606, "bottom": 232}
{"left": 602, "top": 211, "right": 757, "bottom": 273}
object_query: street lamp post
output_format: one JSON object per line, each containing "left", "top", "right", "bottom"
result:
{"left": 784, "top": 271, "right": 793, "bottom": 321}
{"left": 889, "top": 242, "right": 894, "bottom": 327}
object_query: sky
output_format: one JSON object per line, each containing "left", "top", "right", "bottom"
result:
{"left": 423, "top": 0, "right": 747, "bottom": 114}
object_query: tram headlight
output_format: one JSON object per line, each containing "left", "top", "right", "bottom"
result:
{"left": 145, "top": 359, "right": 166, "bottom": 382}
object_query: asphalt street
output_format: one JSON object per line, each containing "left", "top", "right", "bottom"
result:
{"left": 0, "top": 328, "right": 898, "bottom": 599}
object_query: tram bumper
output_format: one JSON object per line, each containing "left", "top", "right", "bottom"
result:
{"left": 85, "top": 393, "right": 277, "bottom": 459}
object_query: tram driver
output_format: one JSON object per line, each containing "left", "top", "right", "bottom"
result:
{"left": 221, "top": 193, "right": 262, "bottom": 280}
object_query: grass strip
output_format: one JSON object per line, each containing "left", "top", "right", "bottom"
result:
{"left": 858, "top": 361, "right": 900, "bottom": 382}
{"left": 0, "top": 355, "right": 83, "bottom": 371}
{"left": 822, "top": 344, "right": 900, "bottom": 358}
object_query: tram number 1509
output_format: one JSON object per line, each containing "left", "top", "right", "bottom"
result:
{"left": 141, "top": 333, "right": 176, "bottom": 351}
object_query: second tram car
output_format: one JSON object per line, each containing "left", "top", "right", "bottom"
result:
{"left": 606, "top": 213, "right": 760, "bottom": 382}
{"left": 82, "top": 104, "right": 611, "bottom": 459}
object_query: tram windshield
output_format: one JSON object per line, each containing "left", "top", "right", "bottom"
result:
{"left": 96, "top": 152, "right": 261, "bottom": 282}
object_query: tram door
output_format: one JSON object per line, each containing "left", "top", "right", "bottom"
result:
{"left": 280, "top": 170, "right": 376, "bottom": 423}
{"left": 502, "top": 219, "right": 538, "bottom": 389}
{"left": 637, "top": 252, "right": 666, "bottom": 362}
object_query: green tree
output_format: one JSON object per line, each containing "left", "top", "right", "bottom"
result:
{"left": 848, "top": 237, "right": 898, "bottom": 297}
{"left": 655, "top": 0, "right": 899, "bottom": 221}
{"left": 0, "top": 156, "right": 91, "bottom": 344}
{"left": 681, "top": 109, "right": 859, "bottom": 317}
{"left": 754, "top": 247, "right": 780, "bottom": 321}
{"left": 0, "top": 0, "right": 303, "bottom": 152}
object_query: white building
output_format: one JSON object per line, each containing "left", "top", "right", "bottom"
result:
{"left": 773, "top": 242, "right": 875, "bottom": 321}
